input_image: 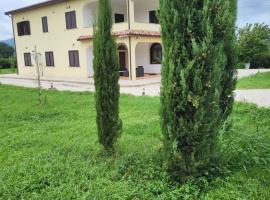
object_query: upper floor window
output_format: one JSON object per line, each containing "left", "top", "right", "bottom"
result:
{"left": 65, "top": 11, "right": 77, "bottom": 29}
{"left": 45, "top": 51, "right": 54, "bottom": 67}
{"left": 68, "top": 50, "right": 80, "bottom": 67}
{"left": 115, "top": 13, "right": 124, "bottom": 23}
{"left": 42, "top": 16, "right": 48, "bottom": 33}
{"left": 24, "top": 53, "right": 32, "bottom": 66}
{"left": 149, "top": 10, "right": 159, "bottom": 24}
{"left": 150, "top": 43, "right": 162, "bottom": 64}
{"left": 17, "top": 21, "right": 31, "bottom": 36}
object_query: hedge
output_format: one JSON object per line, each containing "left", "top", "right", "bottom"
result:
{"left": 250, "top": 53, "right": 270, "bottom": 69}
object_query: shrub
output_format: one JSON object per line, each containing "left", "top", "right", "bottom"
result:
{"left": 237, "top": 62, "right": 246, "bottom": 69}
{"left": 250, "top": 52, "right": 270, "bottom": 69}
{"left": 0, "top": 58, "right": 11, "bottom": 69}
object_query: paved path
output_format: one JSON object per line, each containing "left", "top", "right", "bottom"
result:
{"left": 0, "top": 73, "right": 269, "bottom": 108}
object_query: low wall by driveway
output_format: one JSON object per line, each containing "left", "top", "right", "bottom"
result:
{"left": 238, "top": 69, "right": 270, "bottom": 78}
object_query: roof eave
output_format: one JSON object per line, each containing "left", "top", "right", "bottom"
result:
{"left": 5, "top": 0, "right": 68, "bottom": 15}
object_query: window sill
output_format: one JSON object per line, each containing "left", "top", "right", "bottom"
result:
{"left": 69, "top": 66, "right": 80, "bottom": 68}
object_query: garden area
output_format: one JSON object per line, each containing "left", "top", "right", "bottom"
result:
{"left": 0, "top": 85, "right": 270, "bottom": 199}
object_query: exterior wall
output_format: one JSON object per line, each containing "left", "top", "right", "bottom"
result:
{"left": 134, "top": 0, "right": 159, "bottom": 23}
{"left": 13, "top": 0, "right": 95, "bottom": 79}
{"left": 11, "top": 0, "right": 162, "bottom": 80}
{"left": 136, "top": 43, "right": 161, "bottom": 74}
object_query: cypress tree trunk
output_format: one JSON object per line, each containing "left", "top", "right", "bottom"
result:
{"left": 93, "top": 0, "right": 122, "bottom": 150}
{"left": 160, "top": 0, "right": 237, "bottom": 181}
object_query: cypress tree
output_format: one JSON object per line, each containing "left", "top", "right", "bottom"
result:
{"left": 160, "top": 0, "right": 237, "bottom": 181}
{"left": 93, "top": 0, "right": 122, "bottom": 150}
{"left": 218, "top": 1, "right": 238, "bottom": 120}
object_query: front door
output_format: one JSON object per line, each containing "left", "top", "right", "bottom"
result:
{"left": 119, "top": 51, "right": 126, "bottom": 71}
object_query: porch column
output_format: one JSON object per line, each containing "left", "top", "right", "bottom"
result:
{"left": 127, "top": 0, "right": 135, "bottom": 28}
{"left": 130, "top": 38, "right": 137, "bottom": 80}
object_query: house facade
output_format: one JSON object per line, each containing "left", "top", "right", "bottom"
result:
{"left": 6, "top": 0, "right": 162, "bottom": 80}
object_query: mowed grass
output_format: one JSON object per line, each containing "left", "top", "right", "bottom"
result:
{"left": 0, "top": 85, "right": 270, "bottom": 199}
{"left": 237, "top": 72, "right": 270, "bottom": 89}
{"left": 0, "top": 68, "right": 17, "bottom": 74}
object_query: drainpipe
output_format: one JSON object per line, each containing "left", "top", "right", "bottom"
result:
{"left": 127, "top": 0, "right": 132, "bottom": 80}
{"left": 7, "top": 14, "right": 19, "bottom": 75}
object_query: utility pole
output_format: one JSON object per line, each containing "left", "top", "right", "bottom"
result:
{"left": 32, "top": 45, "right": 42, "bottom": 104}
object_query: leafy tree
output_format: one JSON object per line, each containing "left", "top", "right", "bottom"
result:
{"left": 93, "top": 0, "right": 122, "bottom": 150}
{"left": 0, "top": 42, "right": 14, "bottom": 58}
{"left": 160, "top": 0, "right": 237, "bottom": 182}
{"left": 238, "top": 23, "right": 270, "bottom": 63}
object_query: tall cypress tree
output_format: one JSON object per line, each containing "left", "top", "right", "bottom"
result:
{"left": 93, "top": 0, "right": 122, "bottom": 150}
{"left": 160, "top": 0, "right": 237, "bottom": 181}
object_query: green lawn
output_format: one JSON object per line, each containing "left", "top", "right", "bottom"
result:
{"left": 0, "top": 68, "right": 17, "bottom": 74}
{"left": 237, "top": 72, "right": 270, "bottom": 89}
{"left": 0, "top": 85, "right": 270, "bottom": 199}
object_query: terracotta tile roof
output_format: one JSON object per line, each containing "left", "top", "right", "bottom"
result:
{"left": 78, "top": 30, "right": 161, "bottom": 41}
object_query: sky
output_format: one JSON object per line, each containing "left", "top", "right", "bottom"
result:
{"left": 0, "top": 0, "right": 270, "bottom": 40}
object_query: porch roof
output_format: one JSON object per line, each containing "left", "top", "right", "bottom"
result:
{"left": 77, "top": 30, "right": 161, "bottom": 41}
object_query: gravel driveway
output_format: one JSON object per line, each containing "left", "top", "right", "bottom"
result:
{"left": 1, "top": 73, "right": 269, "bottom": 108}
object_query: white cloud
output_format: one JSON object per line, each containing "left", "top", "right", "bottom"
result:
{"left": 0, "top": 0, "right": 270, "bottom": 40}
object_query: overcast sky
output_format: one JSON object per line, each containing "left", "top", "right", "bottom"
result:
{"left": 0, "top": 0, "right": 270, "bottom": 40}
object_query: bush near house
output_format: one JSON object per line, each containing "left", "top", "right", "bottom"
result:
{"left": 236, "top": 62, "right": 246, "bottom": 69}
{"left": 0, "top": 85, "right": 270, "bottom": 199}
{"left": 250, "top": 52, "right": 270, "bottom": 69}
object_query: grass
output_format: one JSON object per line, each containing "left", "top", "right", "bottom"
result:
{"left": 0, "top": 68, "right": 17, "bottom": 74}
{"left": 0, "top": 85, "right": 270, "bottom": 199}
{"left": 237, "top": 72, "right": 270, "bottom": 89}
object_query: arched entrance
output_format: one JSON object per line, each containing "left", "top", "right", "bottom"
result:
{"left": 117, "top": 44, "right": 129, "bottom": 77}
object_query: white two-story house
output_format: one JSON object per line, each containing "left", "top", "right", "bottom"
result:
{"left": 6, "top": 0, "right": 162, "bottom": 80}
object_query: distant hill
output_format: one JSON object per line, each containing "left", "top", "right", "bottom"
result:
{"left": 0, "top": 38, "right": 15, "bottom": 48}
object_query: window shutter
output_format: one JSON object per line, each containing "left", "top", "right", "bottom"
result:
{"left": 66, "top": 11, "right": 77, "bottom": 29}
{"left": 42, "top": 17, "right": 48, "bottom": 32}
{"left": 74, "top": 51, "right": 79, "bottom": 66}
{"left": 71, "top": 11, "right": 77, "bottom": 28}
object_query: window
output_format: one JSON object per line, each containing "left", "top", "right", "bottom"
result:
{"left": 115, "top": 13, "right": 124, "bottom": 23}
{"left": 42, "top": 16, "right": 48, "bottom": 33}
{"left": 149, "top": 10, "right": 159, "bottom": 24}
{"left": 17, "top": 21, "right": 31, "bottom": 36}
{"left": 45, "top": 51, "right": 54, "bottom": 67}
{"left": 68, "top": 50, "right": 80, "bottom": 67}
{"left": 150, "top": 43, "right": 162, "bottom": 64}
{"left": 65, "top": 11, "right": 77, "bottom": 29}
{"left": 24, "top": 53, "right": 32, "bottom": 66}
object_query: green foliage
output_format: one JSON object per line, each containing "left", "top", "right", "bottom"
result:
{"left": 237, "top": 72, "right": 270, "bottom": 89}
{"left": 93, "top": 0, "right": 122, "bottom": 150}
{"left": 0, "top": 42, "right": 14, "bottom": 58}
{"left": 0, "top": 85, "right": 270, "bottom": 199}
{"left": 250, "top": 52, "right": 270, "bottom": 69}
{"left": 236, "top": 62, "right": 246, "bottom": 69}
{"left": 238, "top": 23, "right": 270, "bottom": 63}
{"left": 160, "top": 0, "right": 237, "bottom": 182}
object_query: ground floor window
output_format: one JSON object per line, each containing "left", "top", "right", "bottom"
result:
{"left": 45, "top": 51, "right": 54, "bottom": 67}
{"left": 69, "top": 50, "right": 80, "bottom": 67}
{"left": 24, "top": 53, "right": 32, "bottom": 66}
{"left": 150, "top": 43, "right": 162, "bottom": 64}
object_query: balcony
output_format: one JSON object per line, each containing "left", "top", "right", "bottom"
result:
{"left": 81, "top": 0, "right": 160, "bottom": 33}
